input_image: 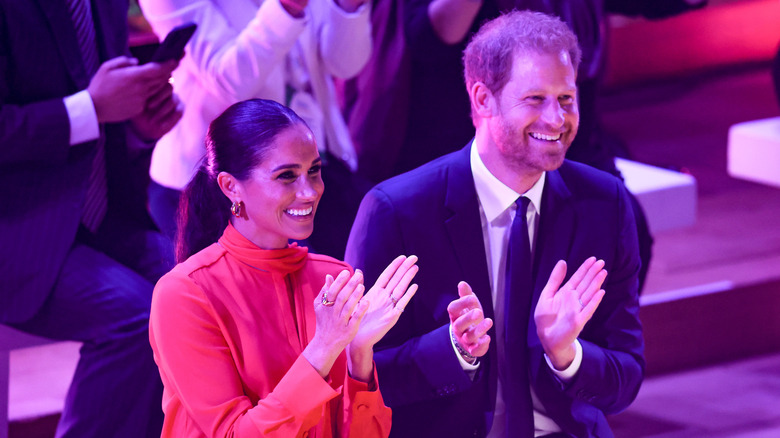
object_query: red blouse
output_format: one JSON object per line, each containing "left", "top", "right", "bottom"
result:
{"left": 150, "top": 224, "right": 392, "bottom": 437}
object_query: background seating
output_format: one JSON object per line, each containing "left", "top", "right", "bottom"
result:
{"left": 728, "top": 116, "right": 780, "bottom": 188}
{"left": 0, "top": 326, "right": 78, "bottom": 438}
{"left": 615, "top": 158, "right": 697, "bottom": 233}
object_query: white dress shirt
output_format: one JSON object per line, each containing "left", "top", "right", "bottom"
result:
{"left": 462, "top": 141, "right": 583, "bottom": 437}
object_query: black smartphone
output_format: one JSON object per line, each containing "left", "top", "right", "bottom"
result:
{"left": 149, "top": 22, "right": 197, "bottom": 63}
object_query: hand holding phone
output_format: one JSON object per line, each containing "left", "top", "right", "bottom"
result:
{"left": 150, "top": 22, "right": 197, "bottom": 63}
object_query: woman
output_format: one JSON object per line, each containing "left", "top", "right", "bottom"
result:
{"left": 150, "top": 99, "right": 417, "bottom": 437}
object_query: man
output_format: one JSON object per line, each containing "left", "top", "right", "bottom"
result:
{"left": 346, "top": 11, "right": 644, "bottom": 438}
{"left": 0, "top": 0, "right": 182, "bottom": 436}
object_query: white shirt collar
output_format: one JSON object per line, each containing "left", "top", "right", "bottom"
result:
{"left": 470, "top": 140, "right": 545, "bottom": 221}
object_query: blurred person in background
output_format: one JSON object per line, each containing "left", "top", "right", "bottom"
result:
{"left": 0, "top": 0, "right": 182, "bottom": 435}
{"left": 139, "top": 0, "right": 372, "bottom": 259}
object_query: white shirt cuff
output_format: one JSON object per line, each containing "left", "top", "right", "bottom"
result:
{"left": 544, "top": 339, "right": 583, "bottom": 382}
{"left": 450, "top": 325, "right": 480, "bottom": 371}
{"left": 63, "top": 90, "right": 99, "bottom": 146}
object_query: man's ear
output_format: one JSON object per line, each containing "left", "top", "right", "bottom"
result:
{"left": 469, "top": 81, "right": 495, "bottom": 119}
{"left": 217, "top": 171, "right": 240, "bottom": 202}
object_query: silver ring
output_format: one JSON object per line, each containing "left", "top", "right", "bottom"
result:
{"left": 322, "top": 292, "right": 335, "bottom": 307}
{"left": 390, "top": 294, "right": 398, "bottom": 306}
{"left": 578, "top": 298, "right": 584, "bottom": 308}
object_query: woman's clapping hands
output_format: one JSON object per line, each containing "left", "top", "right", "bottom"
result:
{"left": 350, "top": 255, "right": 418, "bottom": 352}
{"left": 303, "top": 256, "right": 418, "bottom": 382}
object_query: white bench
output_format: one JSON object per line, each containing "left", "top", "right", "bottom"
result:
{"left": 728, "top": 116, "right": 780, "bottom": 188}
{"left": 0, "top": 326, "right": 56, "bottom": 438}
{"left": 615, "top": 158, "right": 698, "bottom": 234}
{"left": 0, "top": 326, "right": 77, "bottom": 438}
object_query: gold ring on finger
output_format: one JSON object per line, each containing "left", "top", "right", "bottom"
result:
{"left": 322, "top": 292, "right": 336, "bottom": 307}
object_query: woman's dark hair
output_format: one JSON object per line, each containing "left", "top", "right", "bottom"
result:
{"left": 176, "top": 99, "right": 307, "bottom": 262}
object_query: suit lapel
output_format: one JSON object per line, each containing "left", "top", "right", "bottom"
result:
{"left": 527, "top": 168, "right": 576, "bottom": 351}
{"left": 443, "top": 144, "right": 493, "bottom": 318}
{"left": 36, "top": 0, "right": 90, "bottom": 88}
{"left": 443, "top": 144, "right": 498, "bottom": 415}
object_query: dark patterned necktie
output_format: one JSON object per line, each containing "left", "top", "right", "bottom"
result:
{"left": 503, "top": 196, "right": 534, "bottom": 436}
{"left": 69, "top": 0, "right": 107, "bottom": 231}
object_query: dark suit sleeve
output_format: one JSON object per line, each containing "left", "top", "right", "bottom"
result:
{"left": 0, "top": 101, "right": 71, "bottom": 166}
{"left": 560, "top": 182, "right": 645, "bottom": 414}
{"left": 0, "top": 21, "right": 71, "bottom": 167}
{"left": 346, "top": 188, "right": 479, "bottom": 407}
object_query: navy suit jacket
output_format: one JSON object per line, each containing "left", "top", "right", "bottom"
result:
{"left": 0, "top": 0, "right": 154, "bottom": 323}
{"left": 346, "top": 144, "right": 645, "bottom": 437}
